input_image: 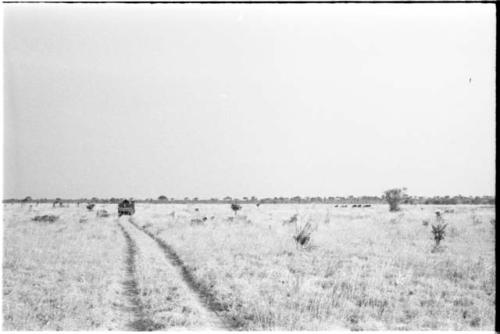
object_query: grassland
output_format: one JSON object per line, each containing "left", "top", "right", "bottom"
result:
{"left": 2, "top": 203, "right": 496, "bottom": 330}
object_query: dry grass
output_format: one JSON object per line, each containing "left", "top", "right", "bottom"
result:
{"left": 3, "top": 203, "right": 496, "bottom": 330}
{"left": 3, "top": 204, "right": 127, "bottom": 330}
{"left": 134, "top": 204, "right": 496, "bottom": 330}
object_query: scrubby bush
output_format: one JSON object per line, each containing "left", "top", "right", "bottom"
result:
{"left": 383, "top": 187, "right": 407, "bottom": 212}
{"left": 32, "top": 215, "right": 59, "bottom": 223}
{"left": 96, "top": 210, "right": 109, "bottom": 218}
{"left": 190, "top": 218, "right": 205, "bottom": 225}
{"left": 431, "top": 212, "right": 447, "bottom": 251}
{"left": 472, "top": 214, "right": 482, "bottom": 225}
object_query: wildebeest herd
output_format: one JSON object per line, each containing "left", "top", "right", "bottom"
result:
{"left": 334, "top": 204, "right": 371, "bottom": 208}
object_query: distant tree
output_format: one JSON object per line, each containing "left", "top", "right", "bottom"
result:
{"left": 158, "top": 195, "right": 168, "bottom": 201}
{"left": 23, "top": 196, "right": 32, "bottom": 202}
{"left": 231, "top": 203, "right": 242, "bottom": 215}
{"left": 383, "top": 187, "right": 407, "bottom": 212}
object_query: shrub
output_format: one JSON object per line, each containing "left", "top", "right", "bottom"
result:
{"left": 431, "top": 213, "right": 447, "bottom": 251}
{"left": 190, "top": 218, "right": 205, "bottom": 225}
{"left": 32, "top": 215, "right": 59, "bottom": 223}
{"left": 383, "top": 187, "right": 407, "bottom": 212}
{"left": 472, "top": 214, "right": 482, "bottom": 225}
{"left": 96, "top": 210, "right": 109, "bottom": 218}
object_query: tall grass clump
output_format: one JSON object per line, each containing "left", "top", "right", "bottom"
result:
{"left": 293, "top": 220, "right": 315, "bottom": 248}
{"left": 283, "top": 213, "right": 298, "bottom": 225}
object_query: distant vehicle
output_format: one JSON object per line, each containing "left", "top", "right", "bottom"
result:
{"left": 118, "top": 199, "right": 135, "bottom": 217}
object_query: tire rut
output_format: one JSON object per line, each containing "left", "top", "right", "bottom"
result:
{"left": 117, "top": 221, "right": 164, "bottom": 331}
{"left": 127, "top": 217, "right": 241, "bottom": 330}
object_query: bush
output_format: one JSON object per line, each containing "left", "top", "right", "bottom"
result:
{"left": 96, "top": 210, "right": 109, "bottom": 218}
{"left": 383, "top": 187, "right": 407, "bottom": 212}
{"left": 431, "top": 212, "right": 447, "bottom": 251}
{"left": 32, "top": 215, "right": 59, "bottom": 223}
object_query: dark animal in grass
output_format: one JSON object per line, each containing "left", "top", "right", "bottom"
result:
{"left": 334, "top": 205, "right": 339, "bottom": 207}
{"left": 363, "top": 204, "right": 371, "bottom": 207}
{"left": 86, "top": 203, "right": 95, "bottom": 211}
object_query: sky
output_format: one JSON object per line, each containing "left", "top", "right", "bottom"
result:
{"left": 2, "top": 4, "right": 496, "bottom": 199}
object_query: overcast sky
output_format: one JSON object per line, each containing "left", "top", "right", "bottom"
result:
{"left": 3, "top": 4, "right": 496, "bottom": 199}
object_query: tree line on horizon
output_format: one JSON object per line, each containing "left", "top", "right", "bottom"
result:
{"left": 4, "top": 194, "right": 495, "bottom": 205}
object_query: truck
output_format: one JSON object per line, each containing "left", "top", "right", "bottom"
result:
{"left": 118, "top": 199, "right": 135, "bottom": 217}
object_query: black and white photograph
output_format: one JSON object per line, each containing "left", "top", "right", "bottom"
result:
{"left": 1, "top": 1, "right": 496, "bottom": 331}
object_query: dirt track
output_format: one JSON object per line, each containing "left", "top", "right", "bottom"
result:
{"left": 117, "top": 217, "right": 230, "bottom": 330}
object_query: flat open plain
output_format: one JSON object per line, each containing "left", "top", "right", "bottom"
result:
{"left": 2, "top": 203, "right": 495, "bottom": 330}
